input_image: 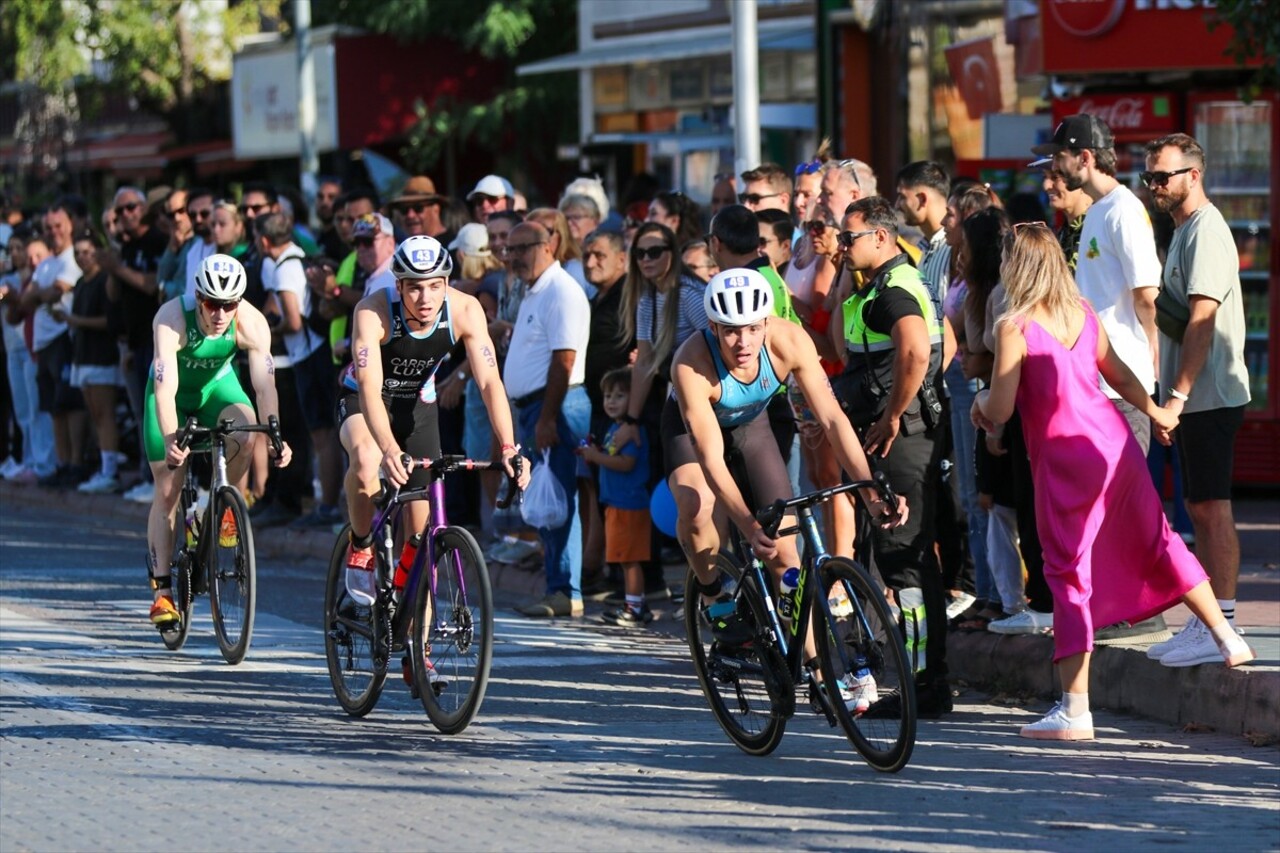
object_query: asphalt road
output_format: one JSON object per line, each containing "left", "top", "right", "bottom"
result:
{"left": 1, "top": 505, "right": 1277, "bottom": 852}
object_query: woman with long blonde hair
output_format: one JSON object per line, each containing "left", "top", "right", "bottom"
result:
{"left": 973, "top": 225, "right": 1251, "bottom": 742}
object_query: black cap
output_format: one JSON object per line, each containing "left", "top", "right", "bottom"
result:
{"left": 1031, "top": 114, "right": 1115, "bottom": 156}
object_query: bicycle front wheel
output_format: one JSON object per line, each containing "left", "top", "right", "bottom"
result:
{"left": 323, "top": 524, "right": 387, "bottom": 716}
{"left": 814, "top": 557, "right": 916, "bottom": 773}
{"left": 684, "top": 554, "right": 787, "bottom": 756}
{"left": 408, "top": 526, "right": 493, "bottom": 734}
{"left": 207, "top": 487, "right": 256, "bottom": 664}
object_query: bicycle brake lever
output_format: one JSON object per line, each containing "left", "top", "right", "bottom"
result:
{"left": 497, "top": 454, "right": 523, "bottom": 510}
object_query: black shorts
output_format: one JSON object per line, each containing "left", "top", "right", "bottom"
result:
{"left": 293, "top": 344, "right": 338, "bottom": 431}
{"left": 661, "top": 395, "right": 792, "bottom": 510}
{"left": 338, "top": 391, "right": 440, "bottom": 489}
{"left": 1175, "top": 406, "right": 1244, "bottom": 503}
{"left": 35, "top": 333, "right": 84, "bottom": 414}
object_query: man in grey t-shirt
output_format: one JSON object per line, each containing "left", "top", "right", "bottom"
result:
{"left": 1143, "top": 132, "right": 1250, "bottom": 669}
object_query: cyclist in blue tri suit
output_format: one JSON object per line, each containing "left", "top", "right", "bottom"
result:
{"left": 670, "top": 268, "right": 906, "bottom": 706}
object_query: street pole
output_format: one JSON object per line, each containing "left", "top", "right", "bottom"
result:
{"left": 296, "top": 0, "right": 319, "bottom": 222}
{"left": 731, "top": 0, "right": 760, "bottom": 179}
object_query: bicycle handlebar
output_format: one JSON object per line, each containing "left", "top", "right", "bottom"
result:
{"left": 755, "top": 471, "right": 900, "bottom": 539}
{"left": 375, "top": 453, "right": 524, "bottom": 511}
{"left": 170, "top": 415, "right": 285, "bottom": 469}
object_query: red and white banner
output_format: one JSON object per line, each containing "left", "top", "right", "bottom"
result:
{"left": 946, "top": 37, "right": 1005, "bottom": 120}
{"left": 1051, "top": 92, "right": 1183, "bottom": 141}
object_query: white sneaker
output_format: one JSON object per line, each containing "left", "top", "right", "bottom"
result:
{"left": 1020, "top": 702, "right": 1094, "bottom": 741}
{"left": 1160, "top": 624, "right": 1254, "bottom": 668}
{"left": 3, "top": 464, "right": 35, "bottom": 482}
{"left": 77, "top": 471, "right": 120, "bottom": 493}
{"left": 0, "top": 457, "right": 20, "bottom": 478}
{"left": 840, "top": 672, "right": 878, "bottom": 714}
{"left": 124, "top": 481, "right": 155, "bottom": 503}
{"left": 1147, "top": 616, "right": 1204, "bottom": 660}
{"left": 989, "top": 609, "right": 1053, "bottom": 635}
{"left": 946, "top": 592, "right": 977, "bottom": 621}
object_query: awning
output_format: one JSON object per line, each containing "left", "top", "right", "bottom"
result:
{"left": 517, "top": 21, "right": 813, "bottom": 76}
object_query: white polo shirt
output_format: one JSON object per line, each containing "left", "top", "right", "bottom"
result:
{"left": 1074, "top": 184, "right": 1162, "bottom": 397}
{"left": 503, "top": 260, "right": 591, "bottom": 399}
{"left": 31, "top": 246, "right": 81, "bottom": 352}
{"left": 263, "top": 243, "right": 323, "bottom": 364}
{"left": 182, "top": 238, "right": 218, "bottom": 300}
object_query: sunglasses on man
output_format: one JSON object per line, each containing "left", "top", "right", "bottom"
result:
{"left": 239, "top": 201, "right": 271, "bottom": 216}
{"left": 1139, "top": 167, "right": 1194, "bottom": 188}
{"left": 837, "top": 229, "right": 877, "bottom": 248}
{"left": 738, "top": 192, "right": 781, "bottom": 206}
{"left": 794, "top": 159, "right": 822, "bottom": 177}
{"left": 113, "top": 201, "right": 141, "bottom": 217}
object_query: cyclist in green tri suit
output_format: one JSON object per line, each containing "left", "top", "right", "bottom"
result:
{"left": 144, "top": 253, "right": 292, "bottom": 627}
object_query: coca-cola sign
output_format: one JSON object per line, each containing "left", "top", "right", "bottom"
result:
{"left": 1052, "top": 93, "right": 1182, "bottom": 139}
{"left": 1040, "top": 0, "right": 1254, "bottom": 73}
{"left": 1047, "top": 0, "right": 1125, "bottom": 38}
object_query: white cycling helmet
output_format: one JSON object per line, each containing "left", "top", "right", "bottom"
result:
{"left": 196, "top": 253, "right": 247, "bottom": 301}
{"left": 392, "top": 235, "right": 453, "bottom": 280}
{"left": 704, "top": 267, "right": 774, "bottom": 326}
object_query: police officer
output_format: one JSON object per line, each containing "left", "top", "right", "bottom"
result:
{"left": 829, "top": 196, "right": 951, "bottom": 717}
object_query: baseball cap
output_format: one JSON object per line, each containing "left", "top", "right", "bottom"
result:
{"left": 1031, "top": 114, "right": 1114, "bottom": 156}
{"left": 392, "top": 175, "right": 440, "bottom": 206}
{"left": 467, "top": 175, "right": 515, "bottom": 202}
{"left": 1026, "top": 155, "right": 1053, "bottom": 169}
{"left": 351, "top": 212, "right": 393, "bottom": 239}
{"left": 448, "top": 222, "right": 491, "bottom": 255}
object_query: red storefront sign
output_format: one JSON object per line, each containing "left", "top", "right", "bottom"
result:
{"left": 1040, "top": 0, "right": 1258, "bottom": 74}
{"left": 1050, "top": 92, "right": 1182, "bottom": 141}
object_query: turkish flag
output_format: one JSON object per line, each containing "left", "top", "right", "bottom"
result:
{"left": 946, "top": 37, "right": 1004, "bottom": 120}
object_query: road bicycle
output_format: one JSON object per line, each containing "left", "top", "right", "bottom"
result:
{"left": 685, "top": 473, "right": 917, "bottom": 773}
{"left": 159, "top": 415, "right": 283, "bottom": 665}
{"left": 324, "top": 453, "right": 521, "bottom": 734}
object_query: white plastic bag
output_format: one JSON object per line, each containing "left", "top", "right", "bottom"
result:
{"left": 520, "top": 449, "right": 568, "bottom": 529}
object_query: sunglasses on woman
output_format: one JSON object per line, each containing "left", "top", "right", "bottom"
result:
{"left": 633, "top": 245, "right": 672, "bottom": 261}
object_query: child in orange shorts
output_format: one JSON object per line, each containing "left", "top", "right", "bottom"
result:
{"left": 578, "top": 368, "right": 652, "bottom": 626}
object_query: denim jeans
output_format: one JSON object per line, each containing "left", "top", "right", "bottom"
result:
{"left": 944, "top": 361, "right": 993, "bottom": 602}
{"left": 516, "top": 385, "right": 591, "bottom": 602}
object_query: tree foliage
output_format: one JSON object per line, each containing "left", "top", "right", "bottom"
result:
{"left": 1207, "top": 0, "right": 1280, "bottom": 99}
{"left": 317, "top": 0, "right": 578, "bottom": 184}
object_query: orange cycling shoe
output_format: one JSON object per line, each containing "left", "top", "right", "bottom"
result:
{"left": 218, "top": 507, "right": 239, "bottom": 548}
{"left": 150, "top": 594, "right": 180, "bottom": 626}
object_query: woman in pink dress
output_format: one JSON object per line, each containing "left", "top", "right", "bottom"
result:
{"left": 973, "top": 224, "right": 1252, "bottom": 741}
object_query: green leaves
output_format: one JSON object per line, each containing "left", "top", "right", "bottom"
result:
{"left": 1206, "top": 0, "right": 1280, "bottom": 100}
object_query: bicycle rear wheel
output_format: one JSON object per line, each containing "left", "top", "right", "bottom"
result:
{"left": 814, "top": 557, "right": 916, "bottom": 773}
{"left": 684, "top": 554, "right": 788, "bottom": 756}
{"left": 207, "top": 487, "right": 256, "bottom": 664}
{"left": 409, "top": 527, "right": 493, "bottom": 734}
{"left": 324, "top": 524, "right": 387, "bottom": 716}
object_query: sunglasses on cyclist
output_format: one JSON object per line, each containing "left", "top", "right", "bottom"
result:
{"left": 1139, "top": 167, "right": 1194, "bottom": 188}
{"left": 837, "top": 229, "right": 877, "bottom": 248}
{"left": 633, "top": 245, "right": 672, "bottom": 261}
{"left": 113, "top": 201, "right": 141, "bottom": 217}
{"left": 738, "top": 192, "right": 781, "bottom": 206}
{"left": 199, "top": 296, "right": 241, "bottom": 313}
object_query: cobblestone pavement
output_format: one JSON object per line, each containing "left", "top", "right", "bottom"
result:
{"left": 1, "top": 507, "right": 1277, "bottom": 852}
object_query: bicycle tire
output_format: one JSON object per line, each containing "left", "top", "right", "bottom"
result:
{"left": 206, "top": 487, "right": 256, "bottom": 664}
{"left": 813, "top": 557, "right": 916, "bottom": 773}
{"left": 409, "top": 526, "right": 493, "bottom": 734}
{"left": 323, "top": 524, "right": 387, "bottom": 716}
{"left": 684, "top": 553, "right": 788, "bottom": 756}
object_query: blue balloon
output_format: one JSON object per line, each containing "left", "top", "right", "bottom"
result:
{"left": 650, "top": 478, "right": 679, "bottom": 538}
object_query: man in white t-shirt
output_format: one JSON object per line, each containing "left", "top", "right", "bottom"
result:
{"left": 352, "top": 213, "right": 396, "bottom": 297}
{"left": 502, "top": 220, "right": 592, "bottom": 618}
{"left": 257, "top": 212, "right": 342, "bottom": 527}
{"left": 1035, "top": 113, "right": 1161, "bottom": 453}
{"left": 21, "top": 199, "right": 86, "bottom": 485}
{"left": 181, "top": 189, "right": 218, "bottom": 300}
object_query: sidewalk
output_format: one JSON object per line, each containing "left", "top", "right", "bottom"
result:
{"left": 4, "top": 480, "right": 1276, "bottom": 740}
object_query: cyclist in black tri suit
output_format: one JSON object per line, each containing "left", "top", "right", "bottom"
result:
{"left": 338, "top": 235, "right": 526, "bottom": 605}
{"left": 671, "top": 268, "right": 906, "bottom": 705}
